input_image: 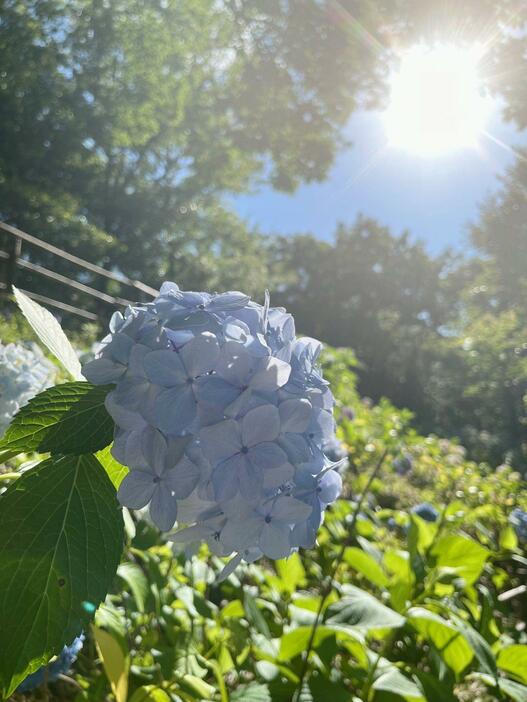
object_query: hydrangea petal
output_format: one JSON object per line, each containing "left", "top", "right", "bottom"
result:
{"left": 117, "top": 470, "right": 156, "bottom": 509}
{"left": 249, "top": 442, "right": 289, "bottom": 471}
{"left": 241, "top": 404, "right": 280, "bottom": 446}
{"left": 144, "top": 349, "right": 187, "bottom": 386}
{"left": 272, "top": 496, "right": 313, "bottom": 523}
{"left": 212, "top": 453, "right": 249, "bottom": 501}
{"left": 83, "top": 357, "right": 125, "bottom": 384}
{"left": 251, "top": 357, "right": 291, "bottom": 390}
{"left": 259, "top": 522, "right": 291, "bottom": 560}
{"left": 279, "top": 398, "right": 312, "bottom": 433}
{"left": 319, "top": 470, "right": 343, "bottom": 504}
{"left": 155, "top": 385, "right": 197, "bottom": 435}
{"left": 179, "top": 333, "right": 219, "bottom": 377}
{"left": 215, "top": 342, "right": 254, "bottom": 385}
{"left": 199, "top": 419, "right": 241, "bottom": 462}
{"left": 221, "top": 516, "right": 262, "bottom": 553}
{"left": 165, "top": 457, "right": 200, "bottom": 499}
{"left": 239, "top": 461, "right": 263, "bottom": 500}
{"left": 142, "top": 428, "right": 167, "bottom": 476}
{"left": 149, "top": 485, "right": 178, "bottom": 531}
{"left": 194, "top": 375, "right": 240, "bottom": 407}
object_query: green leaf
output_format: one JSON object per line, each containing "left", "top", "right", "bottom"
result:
{"left": 407, "top": 520, "right": 426, "bottom": 583}
{"left": 450, "top": 614, "right": 498, "bottom": 680}
{"left": 92, "top": 624, "right": 129, "bottom": 702}
{"left": 231, "top": 683, "right": 272, "bottom": 701}
{"left": 373, "top": 668, "right": 425, "bottom": 701}
{"left": 344, "top": 546, "right": 389, "bottom": 588}
{"left": 497, "top": 645, "right": 527, "bottom": 684}
{"left": 407, "top": 607, "right": 473, "bottom": 674}
{"left": 384, "top": 549, "right": 413, "bottom": 585}
{"left": 410, "top": 514, "right": 437, "bottom": 552}
{"left": 413, "top": 671, "right": 457, "bottom": 702}
{"left": 244, "top": 590, "right": 271, "bottom": 638}
{"left": 275, "top": 552, "right": 307, "bottom": 594}
{"left": 221, "top": 599, "right": 245, "bottom": 619}
{"left": 431, "top": 534, "right": 489, "bottom": 586}
{"left": 0, "top": 454, "right": 124, "bottom": 697}
{"left": 499, "top": 678, "right": 527, "bottom": 702}
{"left": 117, "top": 562, "right": 149, "bottom": 612}
{"left": 129, "top": 686, "right": 171, "bottom": 702}
{"left": 309, "top": 674, "right": 354, "bottom": 702}
{"left": 279, "top": 626, "right": 329, "bottom": 661}
{"left": 278, "top": 624, "right": 361, "bottom": 663}
{"left": 0, "top": 382, "right": 114, "bottom": 456}
{"left": 500, "top": 525, "right": 519, "bottom": 551}
{"left": 95, "top": 444, "right": 129, "bottom": 488}
{"left": 326, "top": 585, "right": 406, "bottom": 632}
{"left": 95, "top": 602, "right": 127, "bottom": 641}
{"left": 472, "top": 673, "right": 527, "bottom": 702}
{"left": 13, "top": 286, "right": 83, "bottom": 380}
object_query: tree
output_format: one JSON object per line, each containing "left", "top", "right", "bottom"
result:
{"left": 269, "top": 216, "right": 459, "bottom": 412}
{"left": 470, "top": 155, "right": 527, "bottom": 316}
{"left": 423, "top": 308, "right": 527, "bottom": 465}
{"left": 0, "top": 0, "right": 385, "bottom": 304}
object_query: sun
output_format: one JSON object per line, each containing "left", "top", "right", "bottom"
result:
{"left": 384, "top": 44, "right": 491, "bottom": 157}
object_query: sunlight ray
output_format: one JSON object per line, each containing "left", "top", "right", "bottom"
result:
{"left": 326, "top": 0, "right": 388, "bottom": 58}
{"left": 482, "top": 130, "right": 527, "bottom": 163}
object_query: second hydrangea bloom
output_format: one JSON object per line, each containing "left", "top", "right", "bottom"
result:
{"left": 0, "top": 342, "right": 55, "bottom": 436}
{"left": 84, "top": 282, "right": 342, "bottom": 571}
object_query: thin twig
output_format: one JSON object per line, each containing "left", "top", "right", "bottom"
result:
{"left": 292, "top": 450, "right": 388, "bottom": 701}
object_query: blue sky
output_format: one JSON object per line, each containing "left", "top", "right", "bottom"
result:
{"left": 232, "top": 105, "right": 526, "bottom": 255}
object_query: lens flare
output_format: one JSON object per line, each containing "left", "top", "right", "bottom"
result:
{"left": 384, "top": 44, "right": 491, "bottom": 157}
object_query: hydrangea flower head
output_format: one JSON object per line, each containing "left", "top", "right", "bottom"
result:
{"left": 510, "top": 508, "right": 527, "bottom": 542}
{"left": 17, "top": 634, "right": 84, "bottom": 693}
{"left": 393, "top": 453, "right": 413, "bottom": 476}
{"left": 84, "top": 283, "right": 341, "bottom": 573}
{"left": 411, "top": 502, "right": 439, "bottom": 523}
{"left": 0, "top": 342, "right": 55, "bottom": 436}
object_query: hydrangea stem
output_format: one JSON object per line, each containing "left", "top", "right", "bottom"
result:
{"left": 292, "top": 449, "right": 388, "bottom": 701}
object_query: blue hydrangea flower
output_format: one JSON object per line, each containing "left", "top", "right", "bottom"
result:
{"left": 143, "top": 333, "right": 220, "bottom": 434}
{"left": 291, "top": 467, "right": 343, "bottom": 548}
{"left": 221, "top": 494, "right": 314, "bottom": 559}
{"left": 393, "top": 453, "right": 413, "bottom": 475}
{"left": 0, "top": 342, "right": 54, "bottom": 436}
{"left": 199, "top": 404, "right": 293, "bottom": 501}
{"left": 510, "top": 508, "right": 527, "bottom": 542}
{"left": 411, "top": 502, "right": 439, "bottom": 523}
{"left": 322, "top": 435, "right": 347, "bottom": 464}
{"left": 117, "top": 429, "right": 199, "bottom": 530}
{"left": 84, "top": 282, "right": 341, "bottom": 572}
{"left": 17, "top": 634, "right": 84, "bottom": 693}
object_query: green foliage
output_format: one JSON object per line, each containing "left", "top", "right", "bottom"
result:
{"left": 96, "top": 443, "right": 129, "bottom": 489}
{"left": 0, "top": 454, "right": 123, "bottom": 698}
{"left": 2, "top": 348, "right": 520, "bottom": 701}
{"left": 0, "top": 381, "right": 114, "bottom": 456}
